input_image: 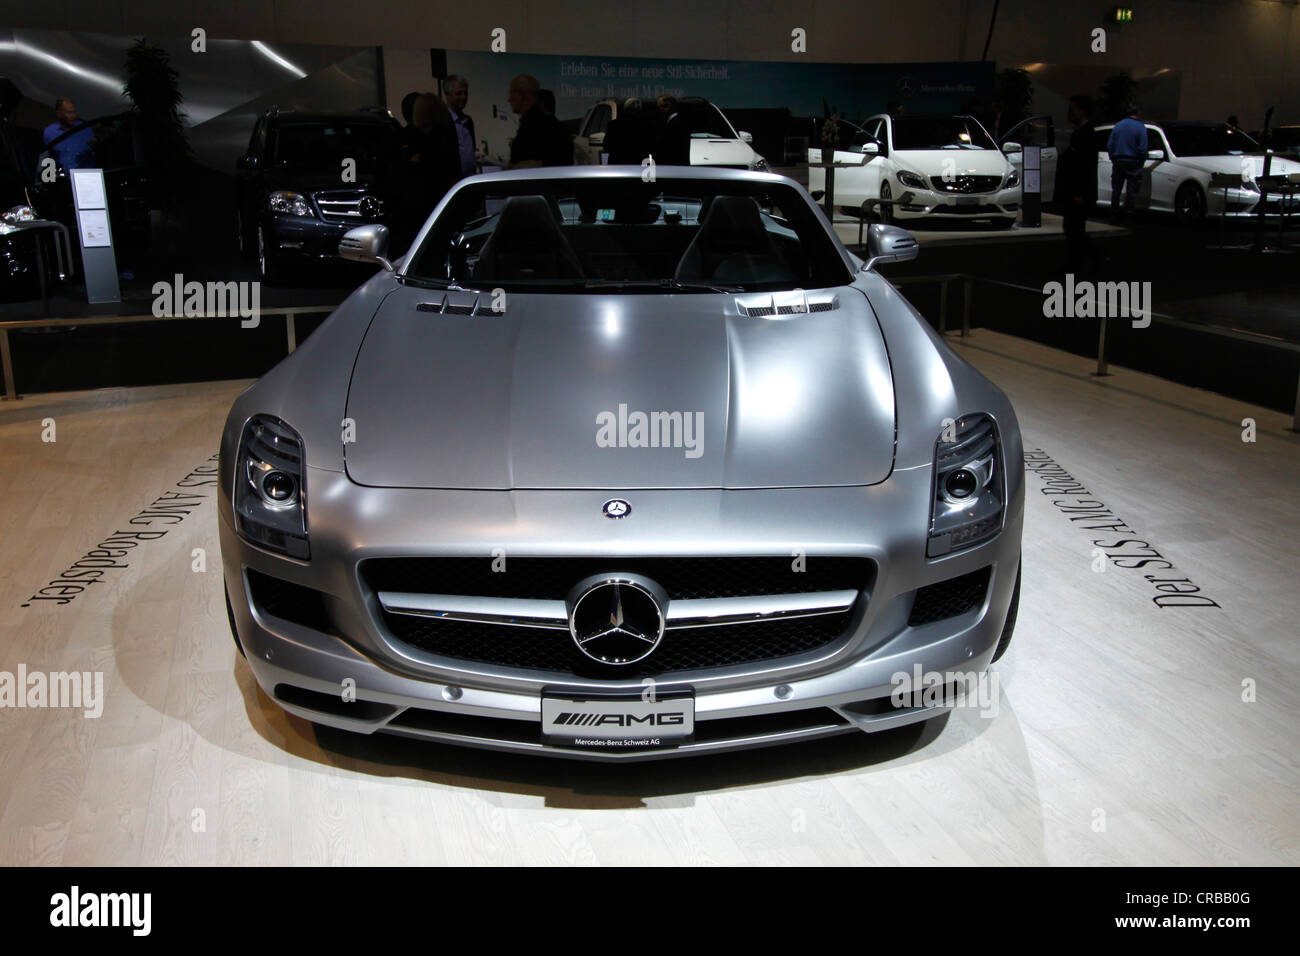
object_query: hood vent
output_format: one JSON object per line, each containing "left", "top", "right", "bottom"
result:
{"left": 737, "top": 291, "right": 838, "bottom": 319}
{"left": 415, "top": 293, "right": 504, "bottom": 316}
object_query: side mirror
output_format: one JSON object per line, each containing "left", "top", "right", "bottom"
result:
{"left": 339, "top": 223, "right": 393, "bottom": 271}
{"left": 863, "top": 223, "right": 919, "bottom": 271}
{"left": 1002, "top": 141, "right": 1022, "bottom": 154}
{"left": 739, "top": 131, "right": 753, "bottom": 144}
{"left": 860, "top": 141, "right": 880, "bottom": 155}
{"left": 1147, "top": 148, "right": 1165, "bottom": 161}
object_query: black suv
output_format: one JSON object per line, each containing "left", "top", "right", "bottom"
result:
{"left": 236, "top": 108, "right": 399, "bottom": 281}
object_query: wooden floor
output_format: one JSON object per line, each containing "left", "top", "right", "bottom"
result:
{"left": 1, "top": 330, "right": 1296, "bottom": 865}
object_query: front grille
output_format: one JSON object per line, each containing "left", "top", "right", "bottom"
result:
{"left": 935, "top": 203, "right": 1004, "bottom": 215}
{"left": 381, "top": 610, "right": 853, "bottom": 677}
{"left": 930, "top": 175, "right": 1003, "bottom": 194}
{"left": 247, "top": 570, "right": 332, "bottom": 632}
{"left": 364, "top": 556, "right": 873, "bottom": 676}
{"left": 312, "top": 189, "right": 383, "bottom": 222}
{"left": 363, "top": 556, "right": 870, "bottom": 600}
{"left": 907, "top": 567, "right": 990, "bottom": 627}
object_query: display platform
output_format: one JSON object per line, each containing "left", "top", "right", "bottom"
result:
{"left": 831, "top": 212, "right": 1128, "bottom": 249}
{"left": 0, "top": 331, "right": 1295, "bottom": 865}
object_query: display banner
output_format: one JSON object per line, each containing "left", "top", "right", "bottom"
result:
{"left": 440, "top": 49, "right": 993, "bottom": 163}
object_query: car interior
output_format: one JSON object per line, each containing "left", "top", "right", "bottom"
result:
{"left": 421, "top": 188, "right": 825, "bottom": 287}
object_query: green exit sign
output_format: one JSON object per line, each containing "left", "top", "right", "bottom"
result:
{"left": 1110, "top": 6, "right": 1134, "bottom": 22}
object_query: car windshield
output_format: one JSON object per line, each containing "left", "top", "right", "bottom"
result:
{"left": 892, "top": 115, "right": 996, "bottom": 150}
{"left": 676, "top": 104, "right": 737, "bottom": 139}
{"left": 403, "top": 176, "right": 852, "bottom": 292}
{"left": 1163, "top": 124, "right": 1260, "bottom": 157}
{"left": 272, "top": 120, "right": 394, "bottom": 169}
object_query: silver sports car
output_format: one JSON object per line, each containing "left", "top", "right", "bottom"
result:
{"left": 219, "top": 166, "right": 1023, "bottom": 760}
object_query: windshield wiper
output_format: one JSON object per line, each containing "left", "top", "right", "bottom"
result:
{"left": 582, "top": 278, "right": 744, "bottom": 293}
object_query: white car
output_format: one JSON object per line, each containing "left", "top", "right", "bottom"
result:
{"left": 1094, "top": 121, "right": 1300, "bottom": 224}
{"left": 575, "top": 96, "right": 769, "bottom": 169}
{"left": 809, "top": 113, "right": 1022, "bottom": 227}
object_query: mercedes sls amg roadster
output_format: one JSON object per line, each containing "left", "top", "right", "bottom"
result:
{"left": 219, "top": 165, "right": 1024, "bottom": 760}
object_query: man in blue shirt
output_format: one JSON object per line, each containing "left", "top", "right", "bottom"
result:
{"left": 1106, "top": 103, "right": 1148, "bottom": 224}
{"left": 42, "top": 98, "right": 95, "bottom": 169}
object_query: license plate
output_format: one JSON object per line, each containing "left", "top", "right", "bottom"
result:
{"left": 541, "top": 694, "right": 694, "bottom": 751}
{"left": 955, "top": 196, "right": 979, "bottom": 206}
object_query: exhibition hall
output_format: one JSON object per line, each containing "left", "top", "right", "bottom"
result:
{"left": 0, "top": 0, "right": 1295, "bottom": 892}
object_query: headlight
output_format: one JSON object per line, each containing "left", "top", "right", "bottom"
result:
{"left": 1003, "top": 170, "right": 1020, "bottom": 188}
{"left": 268, "top": 190, "right": 313, "bottom": 217}
{"left": 2, "top": 205, "right": 36, "bottom": 225}
{"left": 235, "top": 415, "right": 309, "bottom": 559}
{"left": 897, "top": 170, "right": 927, "bottom": 190}
{"left": 928, "top": 413, "right": 1004, "bottom": 558}
{"left": 752, "top": 156, "right": 771, "bottom": 172}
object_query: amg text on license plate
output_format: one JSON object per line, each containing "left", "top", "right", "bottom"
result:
{"left": 541, "top": 695, "right": 694, "bottom": 750}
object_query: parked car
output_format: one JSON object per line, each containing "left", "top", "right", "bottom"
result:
{"left": 219, "top": 166, "right": 1024, "bottom": 760}
{"left": 1094, "top": 121, "right": 1300, "bottom": 224}
{"left": 236, "top": 108, "right": 399, "bottom": 281}
{"left": 575, "top": 96, "right": 769, "bottom": 169}
{"left": 809, "top": 113, "right": 1022, "bottom": 227}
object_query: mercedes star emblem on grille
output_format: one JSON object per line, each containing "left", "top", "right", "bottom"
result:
{"left": 602, "top": 498, "right": 631, "bottom": 519}
{"left": 568, "top": 578, "right": 665, "bottom": 664}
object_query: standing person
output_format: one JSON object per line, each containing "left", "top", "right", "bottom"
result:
{"left": 1106, "top": 103, "right": 1148, "bottom": 224}
{"left": 655, "top": 95, "right": 690, "bottom": 166}
{"left": 443, "top": 74, "right": 477, "bottom": 180}
{"left": 604, "top": 98, "right": 655, "bottom": 165}
{"left": 393, "top": 93, "right": 459, "bottom": 251}
{"left": 506, "top": 74, "right": 571, "bottom": 168}
{"left": 42, "top": 97, "right": 94, "bottom": 168}
{"left": 1060, "top": 94, "right": 1099, "bottom": 274}
{"left": 399, "top": 91, "right": 420, "bottom": 127}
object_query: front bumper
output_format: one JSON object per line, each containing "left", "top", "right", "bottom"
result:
{"left": 889, "top": 185, "right": 1019, "bottom": 221}
{"left": 220, "top": 467, "right": 1023, "bottom": 761}
{"left": 261, "top": 213, "right": 383, "bottom": 260}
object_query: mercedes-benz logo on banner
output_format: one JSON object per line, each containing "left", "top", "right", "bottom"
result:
{"left": 568, "top": 576, "right": 665, "bottom": 665}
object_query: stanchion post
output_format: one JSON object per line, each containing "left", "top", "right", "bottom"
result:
{"left": 939, "top": 277, "right": 949, "bottom": 336}
{"left": 1, "top": 328, "right": 18, "bottom": 400}
{"left": 1096, "top": 313, "right": 1110, "bottom": 376}
{"left": 286, "top": 313, "right": 297, "bottom": 353}
{"left": 961, "top": 277, "right": 972, "bottom": 337}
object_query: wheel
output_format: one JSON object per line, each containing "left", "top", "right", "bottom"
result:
{"left": 257, "top": 225, "right": 282, "bottom": 283}
{"left": 225, "top": 582, "right": 246, "bottom": 658}
{"left": 878, "top": 180, "right": 894, "bottom": 224}
{"left": 991, "top": 563, "right": 1020, "bottom": 663}
{"left": 1175, "top": 182, "right": 1206, "bottom": 227}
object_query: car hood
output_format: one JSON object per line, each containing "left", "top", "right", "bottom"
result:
{"left": 1172, "top": 154, "right": 1300, "bottom": 177}
{"left": 894, "top": 148, "right": 1010, "bottom": 177}
{"left": 343, "top": 286, "right": 895, "bottom": 489}
{"left": 263, "top": 165, "right": 383, "bottom": 192}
